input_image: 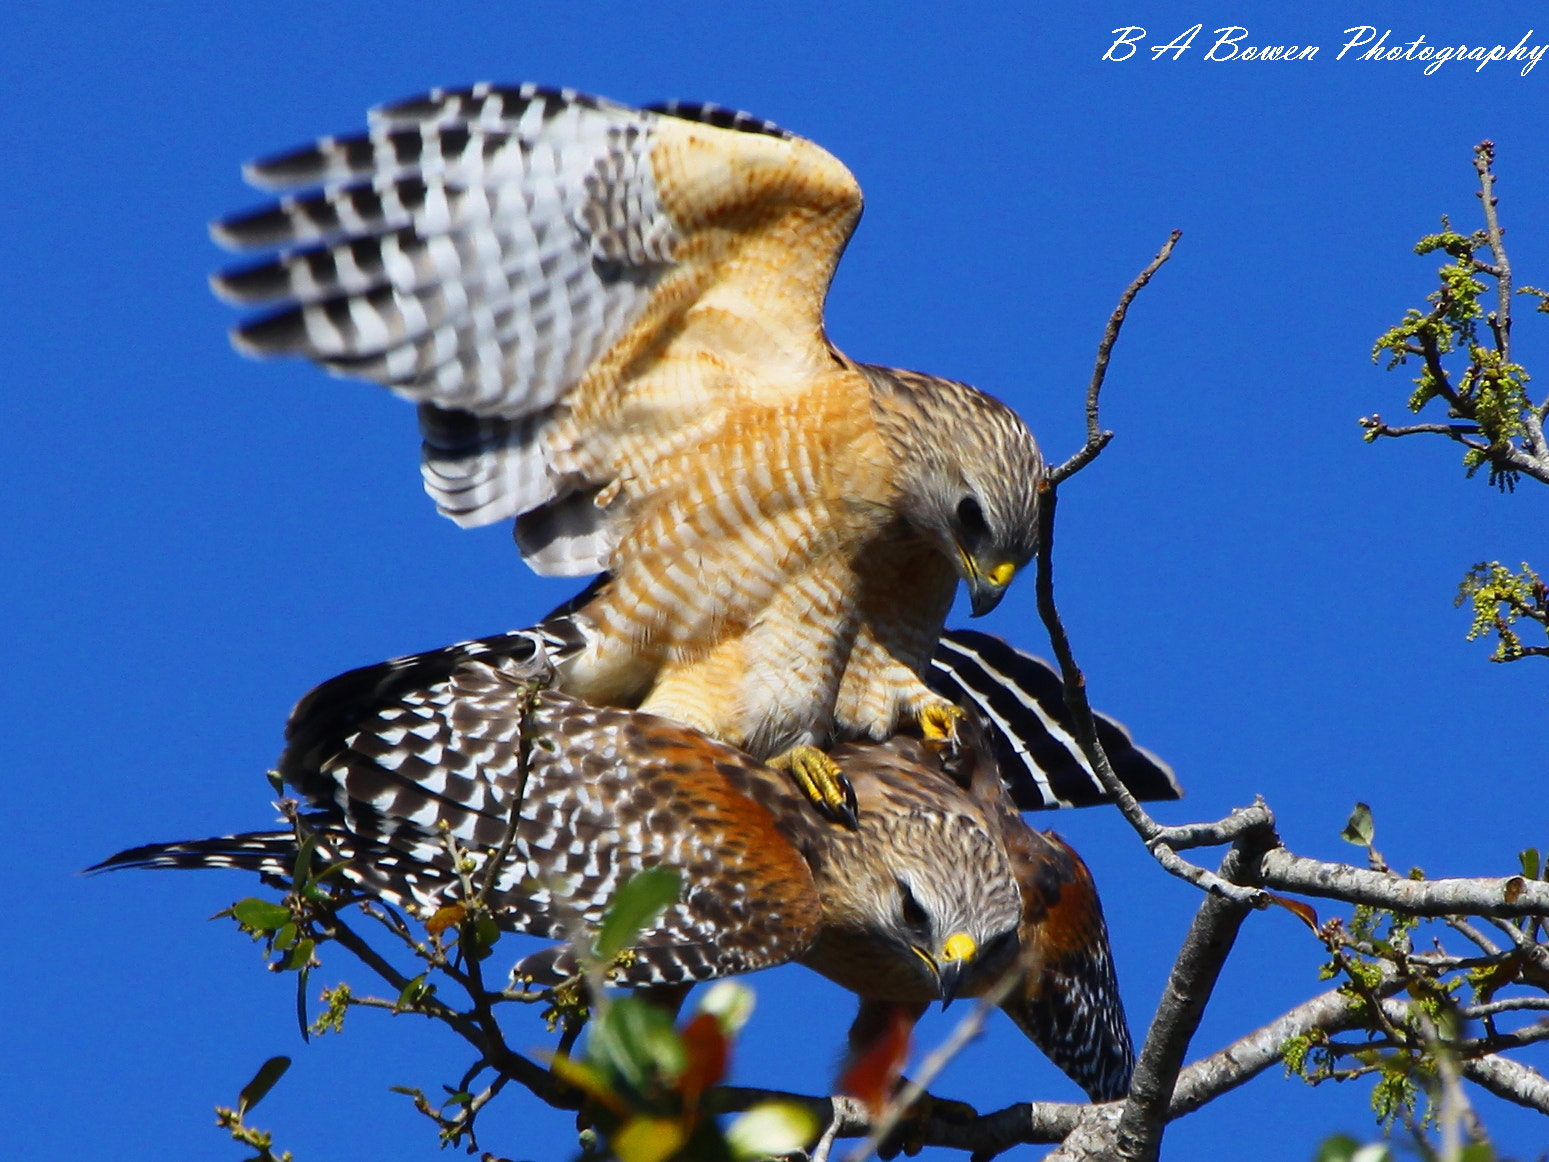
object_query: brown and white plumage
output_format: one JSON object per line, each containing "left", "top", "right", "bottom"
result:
{"left": 93, "top": 630, "right": 1132, "bottom": 1099}
{"left": 837, "top": 727, "right": 1135, "bottom": 1103}
{"left": 212, "top": 84, "right": 1043, "bottom": 760}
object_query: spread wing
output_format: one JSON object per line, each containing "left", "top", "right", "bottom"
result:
{"left": 95, "top": 633, "right": 829, "bottom": 989}
{"left": 213, "top": 84, "right": 864, "bottom": 575}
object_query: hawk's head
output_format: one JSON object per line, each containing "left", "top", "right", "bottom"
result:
{"left": 866, "top": 366, "right": 1044, "bottom": 616}
{"left": 799, "top": 740, "right": 1024, "bottom": 1003}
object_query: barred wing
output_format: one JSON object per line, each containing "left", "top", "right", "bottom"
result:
{"left": 213, "top": 84, "right": 862, "bottom": 574}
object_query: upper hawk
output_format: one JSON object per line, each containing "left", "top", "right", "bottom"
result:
{"left": 212, "top": 83, "right": 1044, "bottom": 779}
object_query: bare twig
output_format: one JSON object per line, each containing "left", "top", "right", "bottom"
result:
{"left": 475, "top": 676, "right": 544, "bottom": 907}
{"left": 1359, "top": 417, "right": 1486, "bottom": 444}
{"left": 1447, "top": 916, "right": 1504, "bottom": 956}
{"left": 845, "top": 948, "right": 1035, "bottom": 1162}
{"left": 1034, "top": 483, "right": 1275, "bottom": 906}
{"left": 1050, "top": 231, "right": 1181, "bottom": 484}
{"left": 1473, "top": 141, "right": 1512, "bottom": 362}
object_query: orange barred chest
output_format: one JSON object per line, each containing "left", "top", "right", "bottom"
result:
{"left": 567, "top": 374, "right": 954, "bottom": 755}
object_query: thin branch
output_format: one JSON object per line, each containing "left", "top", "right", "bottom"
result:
{"left": 1465, "top": 998, "right": 1549, "bottom": 1019}
{"left": 1168, "top": 978, "right": 1392, "bottom": 1117}
{"left": 1473, "top": 141, "right": 1512, "bottom": 363}
{"left": 475, "top": 676, "right": 543, "bottom": 907}
{"left": 328, "top": 911, "right": 569, "bottom": 1108}
{"left": 1418, "top": 328, "right": 1465, "bottom": 410}
{"left": 809, "top": 1111, "right": 845, "bottom": 1162}
{"left": 846, "top": 948, "right": 1036, "bottom": 1162}
{"left": 1458, "top": 1023, "right": 1549, "bottom": 1056}
{"left": 1034, "top": 483, "right": 1275, "bottom": 906}
{"left": 1446, "top": 916, "right": 1504, "bottom": 956}
{"left": 1050, "top": 231, "right": 1181, "bottom": 484}
{"left": 1359, "top": 417, "right": 1488, "bottom": 445}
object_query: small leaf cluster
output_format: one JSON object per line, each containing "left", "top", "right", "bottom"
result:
{"left": 549, "top": 871, "right": 818, "bottom": 1162}
{"left": 1369, "top": 217, "right": 1533, "bottom": 489}
{"left": 1455, "top": 562, "right": 1549, "bottom": 662}
{"left": 217, "top": 816, "right": 352, "bottom": 1038}
{"left": 1286, "top": 807, "right": 1501, "bottom": 1138}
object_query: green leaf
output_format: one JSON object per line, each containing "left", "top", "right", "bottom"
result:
{"left": 587, "top": 996, "right": 684, "bottom": 1096}
{"left": 395, "top": 973, "right": 431, "bottom": 1010}
{"left": 236, "top": 1055, "right": 291, "bottom": 1115}
{"left": 295, "top": 964, "right": 311, "bottom": 1042}
{"left": 312, "top": 858, "right": 354, "bottom": 885}
{"left": 468, "top": 912, "right": 501, "bottom": 960}
{"left": 595, "top": 868, "right": 682, "bottom": 964}
{"left": 1340, "top": 803, "right": 1375, "bottom": 849}
{"left": 1520, "top": 848, "right": 1541, "bottom": 881}
{"left": 291, "top": 832, "right": 319, "bottom": 887}
{"left": 273, "top": 922, "right": 298, "bottom": 950}
{"left": 283, "top": 938, "right": 314, "bottom": 972}
{"left": 231, "top": 898, "right": 291, "bottom": 932}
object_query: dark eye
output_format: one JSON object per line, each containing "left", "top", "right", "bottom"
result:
{"left": 898, "top": 880, "right": 928, "bottom": 928}
{"left": 956, "top": 496, "right": 988, "bottom": 538}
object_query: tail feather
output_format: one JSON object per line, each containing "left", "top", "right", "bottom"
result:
{"left": 930, "top": 629, "right": 1181, "bottom": 811}
{"left": 87, "top": 831, "right": 299, "bottom": 878}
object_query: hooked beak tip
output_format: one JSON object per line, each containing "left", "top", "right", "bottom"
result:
{"left": 968, "top": 584, "right": 1007, "bottom": 618}
{"left": 938, "top": 960, "right": 967, "bottom": 1008}
{"left": 965, "top": 562, "right": 1016, "bottom": 617}
{"left": 935, "top": 931, "right": 978, "bottom": 1006}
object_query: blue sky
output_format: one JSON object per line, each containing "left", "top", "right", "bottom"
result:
{"left": 7, "top": 4, "right": 1548, "bottom": 1159}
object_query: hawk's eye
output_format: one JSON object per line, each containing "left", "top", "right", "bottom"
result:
{"left": 956, "top": 496, "right": 988, "bottom": 538}
{"left": 898, "top": 880, "right": 929, "bottom": 928}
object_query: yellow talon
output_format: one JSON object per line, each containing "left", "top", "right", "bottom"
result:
{"left": 769, "top": 745, "right": 860, "bottom": 830}
{"left": 918, "top": 702, "right": 965, "bottom": 742}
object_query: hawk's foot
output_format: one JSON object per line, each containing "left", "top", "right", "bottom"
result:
{"left": 769, "top": 745, "right": 859, "bottom": 831}
{"left": 879, "top": 1089, "right": 979, "bottom": 1159}
{"left": 917, "top": 701, "right": 965, "bottom": 742}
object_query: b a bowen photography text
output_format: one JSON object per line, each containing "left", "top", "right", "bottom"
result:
{"left": 1103, "top": 25, "right": 1547, "bottom": 74}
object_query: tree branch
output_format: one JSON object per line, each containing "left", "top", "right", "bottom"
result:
{"left": 1461, "top": 1056, "right": 1549, "bottom": 1115}
{"left": 1168, "top": 980, "right": 1394, "bottom": 1117}
{"left": 1259, "top": 851, "right": 1549, "bottom": 918}
{"left": 1113, "top": 842, "right": 1270, "bottom": 1162}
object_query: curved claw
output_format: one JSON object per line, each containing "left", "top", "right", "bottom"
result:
{"left": 918, "top": 701, "right": 965, "bottom": 743}
{"left": 769, "top": 745, "right": 860, "bottom": 830}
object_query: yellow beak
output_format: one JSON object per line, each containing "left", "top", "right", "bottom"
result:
{"left": 960, "top": 550, "right": 1017, "bottom": 617}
